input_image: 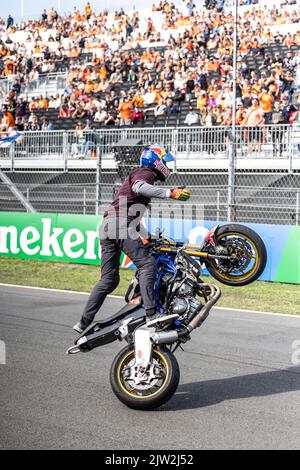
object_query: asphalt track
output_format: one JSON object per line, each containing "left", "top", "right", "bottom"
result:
{"left": 0, "top": 284, "right": 300, "bottom": 450}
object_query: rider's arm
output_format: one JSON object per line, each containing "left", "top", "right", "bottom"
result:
{"left": 132, "top": 180, "right": 171, "bottom": 199}
{"left": 133, "top": 181, "right": 190, "bottom": 201}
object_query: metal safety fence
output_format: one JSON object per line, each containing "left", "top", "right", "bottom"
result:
{"left": 0, "top": 125, "right": 300, "bottom": 163}
{"left": 0, "top": 130, "right": 300, "bottom": 225}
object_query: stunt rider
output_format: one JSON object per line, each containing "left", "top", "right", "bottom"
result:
{"left": 73, "top": 145, "right": 191, "bottom": 333}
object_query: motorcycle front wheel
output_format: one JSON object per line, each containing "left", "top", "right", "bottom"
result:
{"left": 110, "top": 346, "right": 180, "bottom": 410}
{"left": 205, "top": 223, "right": 267, "bottom": 287}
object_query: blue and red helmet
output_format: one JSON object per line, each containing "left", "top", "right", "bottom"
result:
{"left": 140, "top": 145, "right": 175, "bottom": 181}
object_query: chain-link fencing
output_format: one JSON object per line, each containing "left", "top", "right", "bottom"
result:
{"left": 0, "top": 128, "right": 300, "bottom": 226}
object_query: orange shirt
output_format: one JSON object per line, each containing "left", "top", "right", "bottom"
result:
{"left": 133, "top": 96, "right": 144, "bottom": 108}
{"left": 259, "top": 92, "right": 273, "bottom": 113}
{"left": 84, "top": 83, "right": 94, "bottom": 94}
{"left": 30, "top": 101, "right": 38, "bottom": 111}
{"left": 197, "top": 96, "right": 207, "bottom": 111}
{"left": 85, "top": 6, "right": 93, "bottom": 16}
{"left": 4, "top": 112, "right": 15, "bottom": 128}
{"left": 236, "top": 109, "right": 245, "bottom": 125}
{"left": 99, "top": 66, "right": 107, "bottom": 80}
{"left": 119, "top": 102, "right": 133, "bottom": 120}
{"left": 38, "top": 99, "right": 49, "bottom": 109}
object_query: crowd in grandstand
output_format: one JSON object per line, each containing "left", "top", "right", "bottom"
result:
{"left": 0, "top": 0, "right": 300, "bottom": 136}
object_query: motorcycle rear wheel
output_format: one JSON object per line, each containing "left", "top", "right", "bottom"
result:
{"left": 205, "top": 224, "right": 267, "bottom": 287}
{"left": 110, "top": 346, "right": 180, "bottom": 410}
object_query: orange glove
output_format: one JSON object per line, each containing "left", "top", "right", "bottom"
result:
{"left": 170, "top": 187, "right": 191, "bottom": 201}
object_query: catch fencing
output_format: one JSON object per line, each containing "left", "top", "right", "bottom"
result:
{"left": 0, "top": 126, "right": 300, "bottom": 226}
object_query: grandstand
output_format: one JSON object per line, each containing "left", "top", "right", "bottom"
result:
{"left": 0, "top": 0, "right": 300, "bottom": 225}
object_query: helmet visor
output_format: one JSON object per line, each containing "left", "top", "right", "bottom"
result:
{"left": 162, "top": 151, "right": 175, "bottom": 163}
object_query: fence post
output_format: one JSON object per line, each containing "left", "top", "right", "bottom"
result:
{"left": 95, "top": 145, "right": 102, "bottom": 216}
{"left": 216, "top": 190, "right": 220, "bottom": 222}
{"left": 288, "top": 125, "right": 293, "bottom": 174}
{"left": 63, "top": 132, "right": 68, "bottom": 172}
{"left": 10, "top": 142, "right": 15, "bottom": 172}
{"left": 172, "top": 128, "right": 178, "bottom": 172}
{"left": 227, "top": 137, "right": 236, "bottom": 222}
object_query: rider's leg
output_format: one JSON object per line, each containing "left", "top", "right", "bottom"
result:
{"left": 121, "top": 237, "right": 157, "bottom": 317}
{"left": 80, "top": 238, "right": 121, "bottom": 328}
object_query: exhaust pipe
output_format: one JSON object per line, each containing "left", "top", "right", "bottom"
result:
{"left": 151, "top": 330, "right": 179, "bottom": 345}
{"left": 150, "top": 284, "right": 221, "bottom": 344}
{"left": 187, "top": 284, "right": 221, "bottom": 333}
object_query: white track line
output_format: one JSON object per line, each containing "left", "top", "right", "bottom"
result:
{"left": 0, "top": 282, "right": 299, "bottom": 319}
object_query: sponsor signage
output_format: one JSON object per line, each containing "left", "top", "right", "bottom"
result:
{"left": 0, "top": 212, "right": 299, "bottom": 284}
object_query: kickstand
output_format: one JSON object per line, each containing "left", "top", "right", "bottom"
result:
{"left": 172, "top": 342, "right": 184, "bottom": 353}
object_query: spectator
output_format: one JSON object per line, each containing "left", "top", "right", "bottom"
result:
{"left": 6, "top": 15, "right": 14, "bottom": 29}
{"left": 85, "top": 3, "right": 93, "bottom": 20}
{"left": 153, "top": 98, "right": 167, "bottom": 117}
{"left": 72, "top": 121, "right": 86, "bottom": 158}
{"left": 119, "top": 97, "right": 133, "bottom": 126}
{"left": 48, "top": 95, "right": 61, "bottom": 109}
{"left": 184, "top": 107, "right": 200, "bottom": 126}
{"left": 259, "top": 87, "right": 274, "bottom": 124}
{"left": 131, "top": 106, "right": 145, "bottom": 125}
{"left": 281, "top": 94, "right": 298, "bottom": 124}
{"left": 164, "top": 98, "right": 179, "bottom": 116}
{"left": 271, "top": 101, "right": 285, "bottom": 156}
{"left": 185, "top": 72, "right": 196, "bottom": 102}
{"left": 38, "top": 96, "right": 49, "bottom": 110}
{"left": 94, "top": 106, "right": 108, "bottom": 124}
{"left": 104, "top": 107, "right": 119, "bottom": 126}
{"left": 1, "top": 110, "right": 15, "bottom": 131}
{"left": 242, "top": 98, "right": 265, "bottom": 154}
{"left": 59, "top": 105, "right": 71, "bottom": 119}
{"left": 41, "top": 9, "right": 48, "bottom": 22}
{"left": 41, "top": 118, "right": 54, "bottom": 131}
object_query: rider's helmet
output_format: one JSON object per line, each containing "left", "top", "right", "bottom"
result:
{"left": 140, "top": 145, "right": 175, "bottom": 182}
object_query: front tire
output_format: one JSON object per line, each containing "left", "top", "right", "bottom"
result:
{"left": 110, "top": 346, "right": 180, "bottom": 410}
{"left": 206, "top": 224, "right": 267, "bottom": 287}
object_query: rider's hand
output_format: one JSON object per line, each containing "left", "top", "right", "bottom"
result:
{"left": 169, "top": 187, "right": 191, "bottom": 202}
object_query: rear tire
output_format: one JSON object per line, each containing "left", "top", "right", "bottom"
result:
{"left": 206, "top": 224, "right": 267, "bottom": 287}
{"left": 110, "top": 346, "right": 180, "bottom": 410}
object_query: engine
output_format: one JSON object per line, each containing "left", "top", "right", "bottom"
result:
{"left": 158, "top": 273, "right": 203, "bottom": 326}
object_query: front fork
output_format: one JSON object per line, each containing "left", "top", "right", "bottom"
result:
{"left": 134, "top": 315, "right": 179, "bottom": 369}
{"left": 134, "top": 326, "right": 153, "bottom": 368}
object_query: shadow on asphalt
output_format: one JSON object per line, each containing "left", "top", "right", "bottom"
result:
{"left": 162, "top": 367, "right": 300, "bottom": 411}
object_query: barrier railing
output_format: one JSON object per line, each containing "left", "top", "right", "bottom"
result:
{"left": 1, "top": 125, "right": 300, "bottom": 166}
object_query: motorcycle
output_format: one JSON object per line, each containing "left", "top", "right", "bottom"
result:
{"left": 67, "top": 223, "right": 267, "bottom": 410}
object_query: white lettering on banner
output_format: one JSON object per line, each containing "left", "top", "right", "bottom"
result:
{"left": 63, "top": 229, "right": 85, "bottom": 259}
{"left": 84, "top": 231, "right": 99, "bottom": 260}
{"left": 40, "top": 218, "right": 64, "bottom": 257}
{"left": 0, "top": 215, "right": 213, "bottom": 264}
{"left": 189, "top": 226, "right": 209, "bottom": 245}
{"left": 0, "top": 226, "right": 20, "bottom": 254}
{"left": 19, "top": 226, "right": 40, "bottom": 256}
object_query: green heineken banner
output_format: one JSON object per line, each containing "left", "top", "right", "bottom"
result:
{"left": 0, "top": 212, "right": 300, "bottom": 284}
{"left": 0, "top": 212, "right": 101, "bottom": 264}
{"left": 0, "top": 212, "right": 133, "bottom": 268}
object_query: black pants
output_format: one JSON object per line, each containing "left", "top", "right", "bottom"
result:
{"left": 81, "top": 219, "right": 157, "bottom": 327}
